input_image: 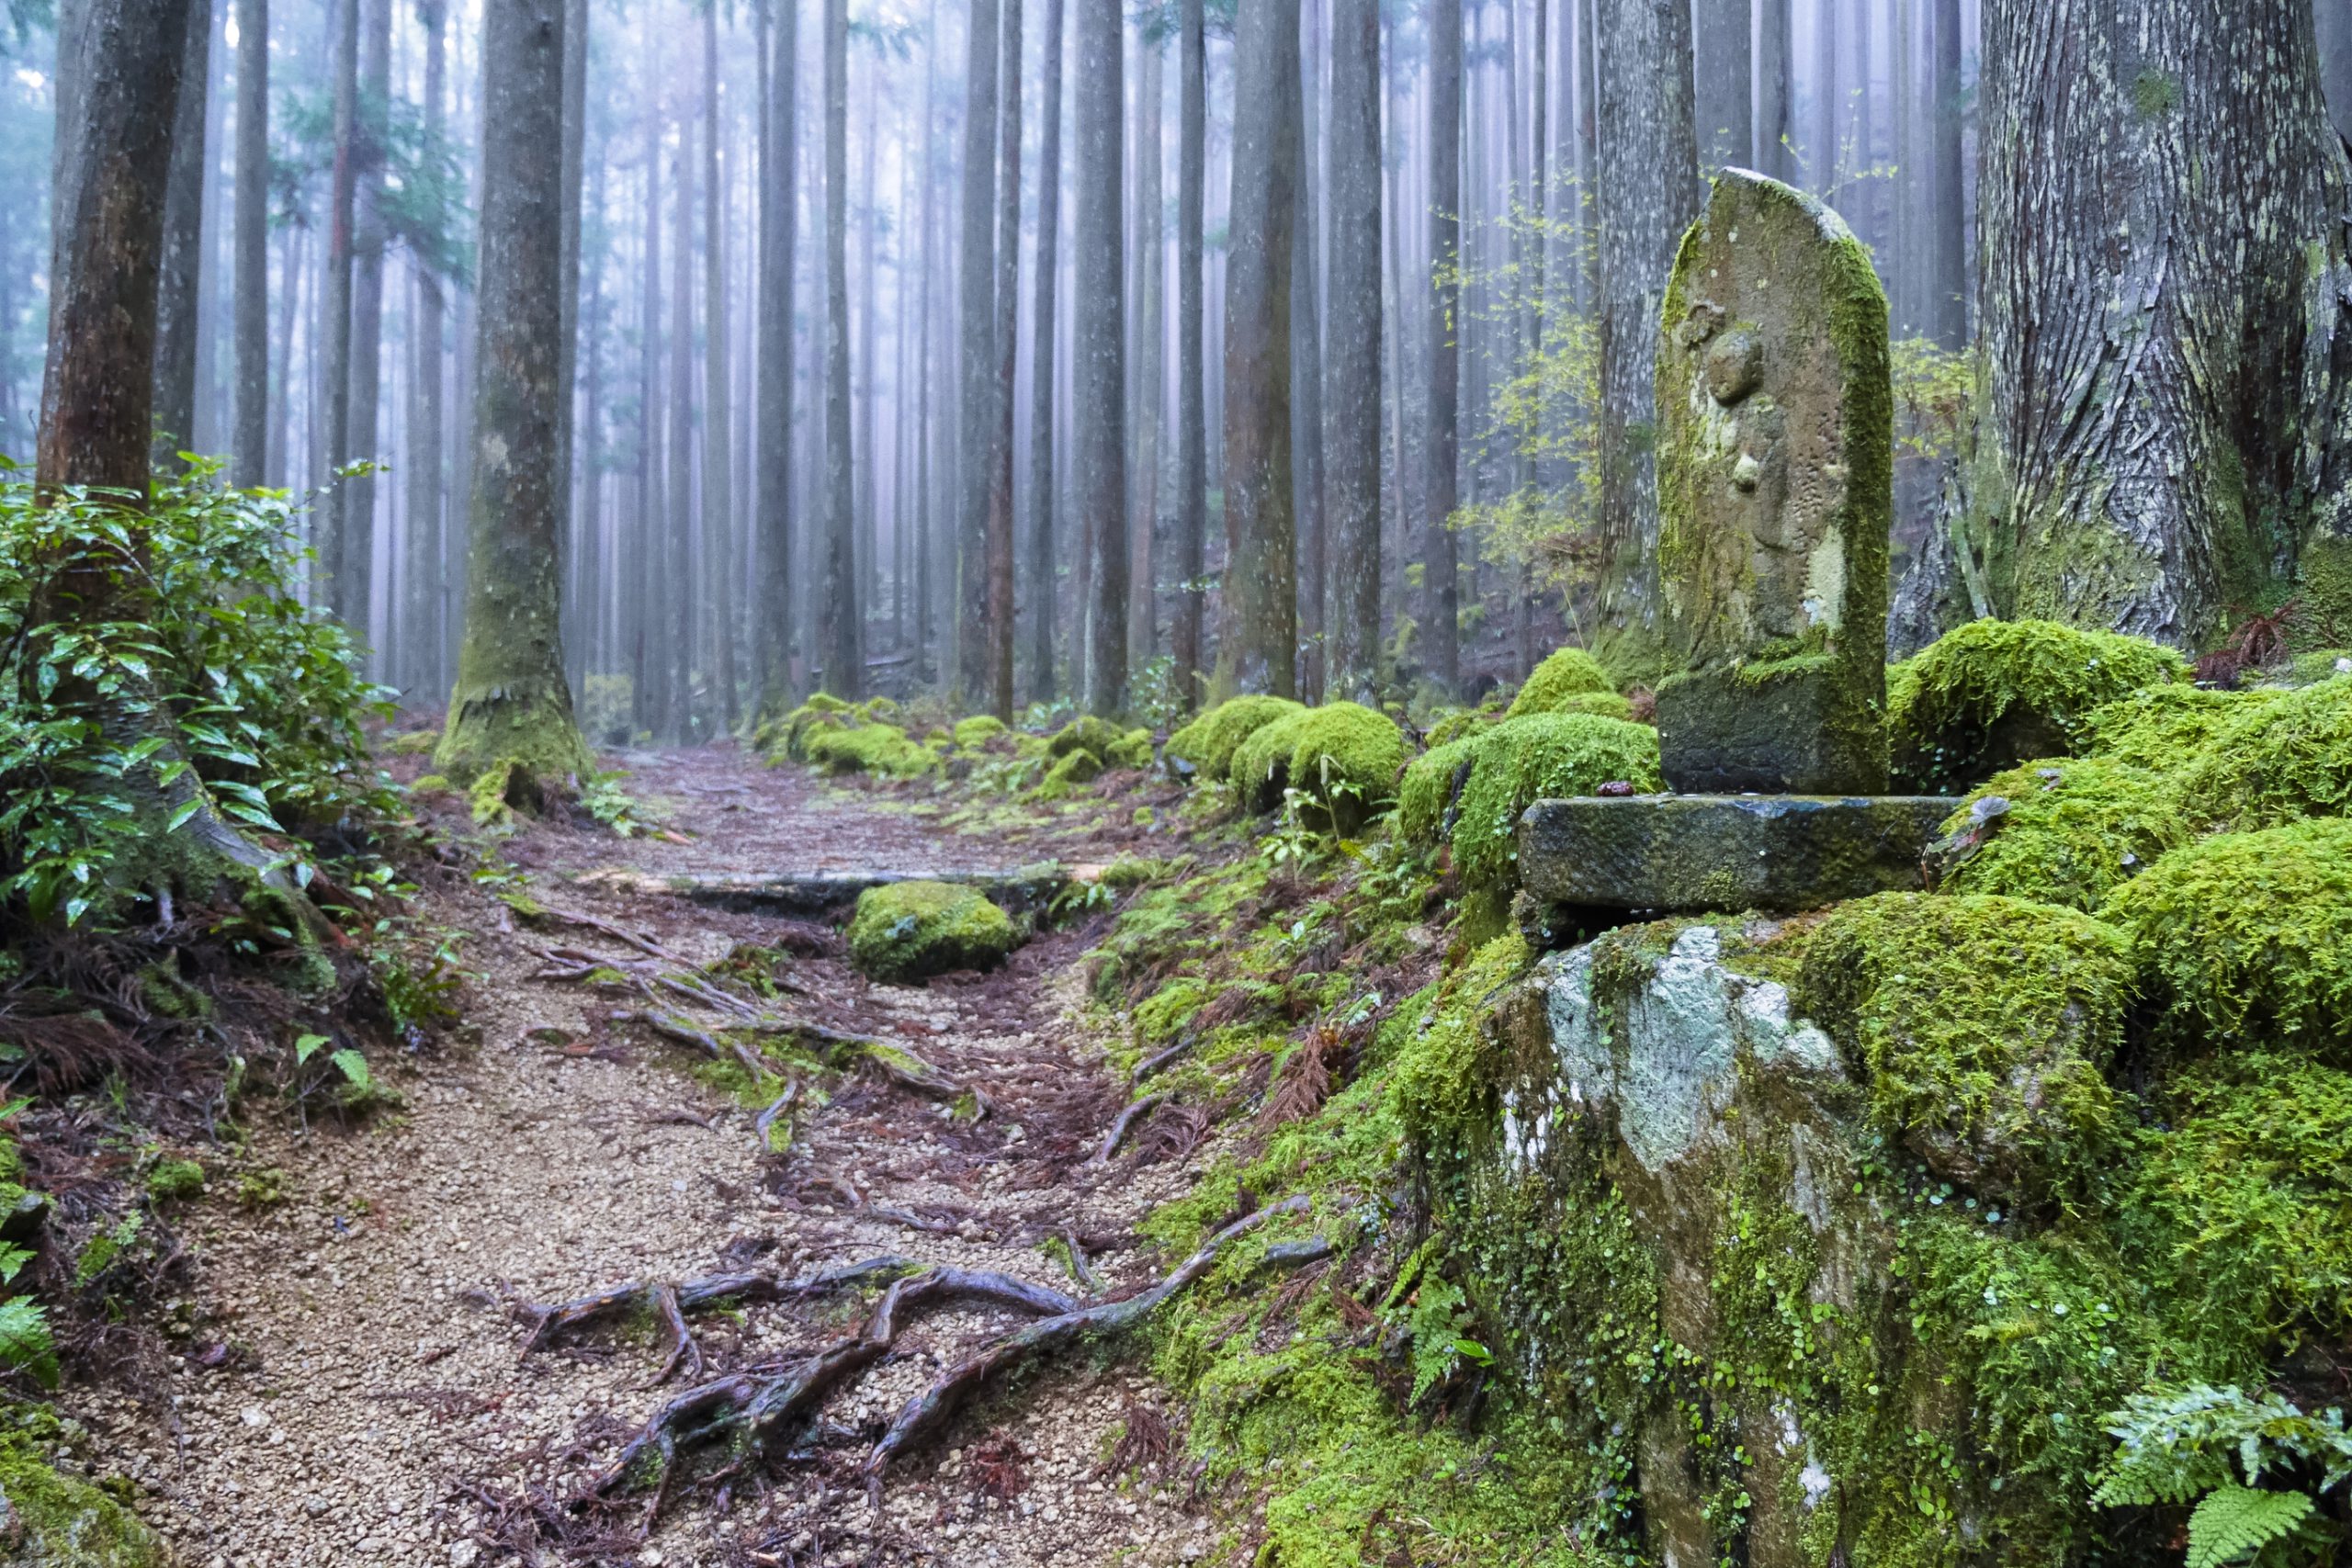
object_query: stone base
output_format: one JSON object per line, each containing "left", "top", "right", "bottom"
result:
{"left": 1654, "top": 661, "right": 1887, "bottom": 794}
{"left": 1518, "top": 794, "right": 1959, "bottom": 912}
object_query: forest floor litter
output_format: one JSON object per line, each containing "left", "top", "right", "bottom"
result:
{"left": 57, "top": 745, "right": 1228, "bottom": 1567}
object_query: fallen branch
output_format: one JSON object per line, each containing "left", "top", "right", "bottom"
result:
{"left": 752, "top": 1078, "right": 801, "bottom": 1152}
{"left": 1090, "top": 1093, "right": 1167, "bottom": 1166}
{"left": 1131, "top": 1034, "right": 1197, "bottom": 1088}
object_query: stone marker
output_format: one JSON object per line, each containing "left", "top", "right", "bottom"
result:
{"left": 1651, "top": 170, "right": 1891, "bottom": 794}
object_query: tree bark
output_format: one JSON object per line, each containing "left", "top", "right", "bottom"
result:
{"left": 1422, "top": 0, "right": 1461, "bottom": 694}
{"left": 704, "top": 0, "right": 741, "bottom": 730}
{"left": 756, "top": 0, "right": 798, "bottom": 712}
{"left": 1928, "top": 0, "right": 1963, "bottom": 348}
{"left": 667, "top": 129, "right": 695, "bottom": 733}
{"left": 1170, "top": 0, "right": 1204, "bottom": 707}
{"left": 555, "top": 0, "right": 587, "bottom": 672}
{"left": 1756, "top": 0, "right": 1792, "bottom": 180}
{"left": 344, "top": 0, "right": 391, "bottom": 639}
{"left": 1025, "top": 0, "right": 1067, "bottom": 702}
{"left": 1927, "top": 0, "right": 2352, "bottom": 648}
{"left": 435, "top": 0, "right": 589, "bottom": 784}
{"left": 152, "top": 0, "right": 209, "bottom": 468}
{"left": 1691, "top": 0, "right": 1747, "bottom": 175}
{"left": 1591, "top": 0, "right": 1697, "bottom": 661}
{"left": 956, "top": 0, "right": 1001, "bottom": 705}
{"left": 820, "top": 0, "right": 861, "bottom": 695}
{"left": 316, "top": 0, "right": 359, "bottom": 608}
{"left": 407, "top": 0, "right": 450, "bottom": 696}
{"left": 231, "top": 0, "right": 267, "bottom": 486}
{"left": 1325, "top": 0, "right": 1381, "bottom": 700}
{"left": 1128, "top": 34, "right": 1165, "bottom": 684}
{"left": 1076, "top": 0, "right": 1127, "bottom": 713}
{"left": 987, "top": 0, "right": 1023, "bottom": 718}
{"left": 1290, "top": 85, "right": 1324, "bottom": 705}
{"left": 1214, "top": 0, "right": 1300, "bottom": 698}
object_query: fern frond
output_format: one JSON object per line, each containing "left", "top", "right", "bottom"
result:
{"left": 2185, "top": 1484, "right": 2313, "bottom": 1568}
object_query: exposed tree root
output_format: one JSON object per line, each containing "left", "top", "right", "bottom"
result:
{"left": 1091, "top": 1092, "right": 1168, "bottom": 1165}
{"left": 519, "top": 1199, "right": 1309, "bottom": 1518}
{"left": 1131, "top": 1033, "right": 1198, "bottom": 1087}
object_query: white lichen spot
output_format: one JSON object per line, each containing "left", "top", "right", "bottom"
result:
{"left": 1800, "top": 1459, "right": 1834, "bottom": 1509}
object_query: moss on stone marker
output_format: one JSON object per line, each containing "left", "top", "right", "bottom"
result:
{"left": 846, "top": 880, "right": 1018, "bottom": 985}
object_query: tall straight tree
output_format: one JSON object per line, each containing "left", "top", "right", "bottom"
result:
{"left": 1169, "top": 0, "right": 1204, "bottom": 705}
{"left": 1921, "top": 0, "right": 2352, "bottom": 646}
{"left": 1927, "top": 0, "right": 1963, "bottom": 346}
{"left": 231, "top": 0, "right": 267, "bottom": 486}
{"left": 984, "top": 0, "right": 1023, "bottom": 717}
{"left": 345, "top": 0, "right": 392, "bottom": 635}
{"left": 1422, "top": 0, "right": 1462, "bottom": 693}
{"left": 1512, "top": 0, "right": 1548, "bottom": 672}
{"left": 666, "top": 129, "right": 694, "bottom": 732}
{"left": 1757, "top": 0, "right": 1792, "bottom": 179}
{"left": 1325, "top": 0, "right": 1381, "bottom": 699}
{"left": 820, "top": 0, "right": 861, "bottom": 694}
{"left": 1025, "top": 0, "right": 1067, "bottom": 699}
{"left": 1691, "top": 0, "right": 1747, "bottom": 173}
{"left": 407, "top": 0, "right": 449, "bottom": 696}
{"left": 756, "top": 0, "right": 798, "bottom": 710}
{"left": 1214, "top": 0, "right": 1300, "bottom": 697}
{"left": 436, "top": 0, "right": 591, "bottom": 784}
{"left": 316, "top": 0, "right": 359, "bottom": 607}
{"left": 151, "top": 0, "right": 209, "bottom": 466}
{"left": 1075, "top": 0, "right": 1127, "bottom": 713}
{"left": 955, "top": 0, "right": 1001, "bottom": 705}
{"left": 1591, "top": 0, "right": 1697, "bottom": 651}
{"left": 554, "top": 0, "right": 588, "bottom": 641}
{"left": 1128, "top": 31, "right": 1164, "bottom": 682}
{"left": 703, "top": 0, "right": 741, "bottom": 729}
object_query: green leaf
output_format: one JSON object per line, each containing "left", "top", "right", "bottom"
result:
{"left": 166, "top": 799, "right": 201, "bottom": 831}
{"left": 2186, "top": 1485, "right": 2312, "bottom": 1568}
{"left": 0, "top": 1297, "right": 59, "bottom": 1390}
{"left": 0, "top": 1243, "right": 34, "bottom": 1283}
{"left": 331, "top": 1049, "right": 372, "bottom": 1092}
{"left": 294, "top": 1032, "right": 328, "bottom": 1065}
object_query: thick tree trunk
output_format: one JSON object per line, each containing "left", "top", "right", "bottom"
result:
{"left": 1170, "top": 0, "right": 1204, "bottom": 706}
{"left": 1291, "top": 98, "right": 1324, "bottom": 705}
{"left": 821, "top": 0, "right": 861, "bottom": 696}
{"left": 1756, "top": 0, "right": 1792, "bottom": 180}
{"left": 1928, "top": 0, "right": 1964, "bottom": 348}
{"left": 1691, "top": 0, "right": 1746, "bottom": 175}
{"left": 555, "top": 0, "right": 587, "bottom": 675}
{"left": 1325, "top": 0, "right": 1381, "bottom": 700}
{"left": 987, "top": 0, "right": 1023, "bottom": 719}
{"left": 1513, "top": 0, "right": 1547, "bottom": 675}
{"left": 667, "top": 131, "right": 695, "bottom": 733}
{"left": 152, "top": 0, "right": 209, "bottom": 468}
{"left": 956, "top": 0, "right": 1001, "bottom": 706}
{"left": 634, "top": 108, "right": 662, "bottom": 735}
{"left": 1214, "top": 0, "right": 1300, "bottom": 699}
{"left": 1025, "top": 0, "right": 1067, "bottom": 702}
{"left": 1422, "top": 0, "right": 1462, "bottom": 694}
{"left": 231, "top": 0, "right": 267, "bottom": 486}
{"left": 756, "top": 0, "right": 798, "bottom": 712}
{"left": 1928, "top": 0, "right": 2352, "bottom": 649}
{"left": 1129, "top": 36, "right": 1165, "bottom": 684}
{"left": 1591, "top": 0, "right": 1697, "bottom": 662}
{"left": 344, "top": 0, "right": 391, "bottom": 640}
{"left": 1076, "top": 0, "right": 1127, "bottom": 714}
{"left": 704, "top": 0, "right": 741, "bottom": 730}
{"left": 435, "top": 0, "right": 589, "bottom": 784}
{"left": 316, "top": 0, "right": 359, "bottom": 608}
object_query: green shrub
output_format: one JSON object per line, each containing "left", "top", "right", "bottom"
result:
{"left": 1229, "top": 708, "right": 1316, "bottom": 812}
{"left": 0, "top": 465, "right": 396, "bottom": 920}
{"left": 2099, "top": 818, "right": 2352, "bottom": 1054}
{"left": 1166, "top": 694, "right": 1305, "bottom": 782}
{"left": 846, "top": 880, "right": 1018, "bottom": 984}
{"left": 1280, "top": 702, "right": 1408, "bottom": 833}
{"left": 1934, "top": 757, "right": 2184, "bottom": 911}
{"left": 1797, "top": 892, "right": 2133, "bottom": 1198}
{"left": 1505, "top": 647, "right": 1615, "bottom": 717}
{"left": 1447, "top": 714, "right": 1664, "bottom": 890}
{"left": 1887, "top": 618, "right": 2188, "bottom": 792}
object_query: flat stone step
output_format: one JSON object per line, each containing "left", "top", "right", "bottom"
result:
{"left": 1518, "top": 794, "right": 1960, "bottom": 913}
{"left": 571, "top": 863, "right": 1084, "bottom": 917}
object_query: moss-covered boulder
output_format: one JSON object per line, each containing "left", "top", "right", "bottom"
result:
{"left": 1397, "top": 737, "right": 1480, "bottom": 847}
{"left": 803, "top": 721, "right": 941, "bottom": 779}
{"left": 1887, "top": 618, "right": 2188, "bottom": 792}
{"left": 1277, "top": 702, "right": 1408, "bottom": 832}
{"left": 846, "top": 880, "right": 1018, "bottom": 985}
{"left": 1227, "top": 707, "right": 1316, "bottom": 812}
{"left": 1033, "top": 746, "right": 1103, "bottom": 800}
{"left": 1929, "top": 756, "right": 2183, "bottom": 910}
{"left": 1047, "top": 715, "right": 1126, "bottom": 761}
{"left": 0, "top": 1408, "right": 163, "bottom": 1567}
{"left": 1442, "top": 713, "right": 1664, "bottom": 890}
{"left": 2099, "top": 817, "right": 2352, "bottom": 1053}
{"left": 1504, "top": 647, "right": 1615, "bottom": 718}
{"left": 952, "top": 714, "right": 1010, "bottom": 748}
{"left": 1166, "top": 694, "right": 1305, "bottom": 782}
{"left": 2165, "top": 672, "right": 2352, "bottom": 829}
{"left": 1798, "top": 892, "right": 2132, "bottom": 1197}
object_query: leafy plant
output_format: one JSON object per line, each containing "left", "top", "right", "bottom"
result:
{"left": 2094, "top": 1384, "right": 2352, "bottom": 1566}
{"left": 578, "top": 768, "right": 659, "bottom": 838}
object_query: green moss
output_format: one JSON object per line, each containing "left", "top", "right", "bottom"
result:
{"left": 1031, "top": 747, "right": 1102, "bottom": 800}
{"left": 951, "top": 714, "right": 1009, "bottom": 747}
{"left": 845, "top": 880, "right": 1018, "bottom": 985}
{"left": 433, "top": 672, "right": 594, "bottom": 792}
{"left": 2287, "top": 649, "right": 2352, "bottom": 685}
{"left": 1504, "top": 646, "right": 1615, "bottom": 717}
{"left": 1447, "top": 714, "right": 1665, "bottom": 891}
{"left": 1798, "top": 893, "right": 2133, "bottom": 1199}
{"left": 1934, "top": 757, "right": 2184, "bottom": 910}
{"left": 407, "top": 772, "right": 452, "bottom": 795}
{"left": 802, "top": 721, "right": 942, "bottom": 780}
{"left": 2098, "top": 817, "right": 2352, "bottom": 1054}
{"left": 2164, "top": 674, "right": 2352, "bottom": 829}
{"left": 2297, "top": 535, "right": 2352, "bottom": 650}
{"left": 1279, "top": 702, "right": 1408, "bottom": 833}
{"left": 1046, "top": 715, "right": 1127, "bottom": 761}
{"left": 1228, "top": 707, "right": 1316, "bottom": 812}
{"left": 1887, "top": 619, "right": 2189, "bottom": 792}
{"left": 0, "top": 1412, "right": 162, "bottom": 1567}
{"left": 465, "top": 755, "right": 549, "bottom": 825}
{"left": 1164, "top": 694, "right": 1305, "bottom": 782}
{"left": 1423, "top": 696, "right": 1508, "bottom": 749}
{"left": 2076, "top": 683, "right": 2261, "bottom": 772}
{"left": 1397, "top": 737, "right": 1479, "bottom": 847}
{"left": 1393, "top": 934, "right": 1529, "bottom": 1148}
{"left": 143, "top": 1158, "right": 204, "bottom": 1202}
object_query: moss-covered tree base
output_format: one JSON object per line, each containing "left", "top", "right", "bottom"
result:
{"left": 433, "top": 678, "right": 593, "bottom": 799}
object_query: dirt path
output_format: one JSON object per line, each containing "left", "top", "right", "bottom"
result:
{"left": 62, "top": 749, "right": 1220, "bottom": 1567}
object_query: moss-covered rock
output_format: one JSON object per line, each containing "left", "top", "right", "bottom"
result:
{"left": 2075, "top": 682, "right": 2261, "bottom": 772}
{"left": 1887, "top": 618, "right": 2188, "bottom": 792}
{"left": 1032, "top": 747, "right": 1102, "bottom": 799}
{"left": 2165, "top": 673, "right": 2352, "bottom": 829}
{"left": 1446, "top": 713, "right": 1664, "bottom": 890}
{"left": 1046, "top": 715, "right": 1126, "bottom": 761}
{"left": 1227, "top": 707, "right": 1316, "bottom": 812}
{"left": 802, "top": 721, "right": 942, "bottom": 780}
{"left": 1798, "top": 892, "right": 2132, "bottom": 1199}
{"left": 1930, "top": 756, "right": 2183, "bottom": 910}
{"left": 1165, "top": 694, "right": 1304, "bottom": 782}
{"left": 2099, "top": 817, "right": 2352, "bottom": 1054}
{"left": 951, "top": 714, "right": 1009, "bottom": 748}
{"left": 0, "top": 1408, "right": 163, "bottom": 1567}
{"left": 845, "top": 880, "right": 1018, "bottom": 985}
{"left": 1397, "top": 737, "right": 1479, "bottom": 847}
{"left": 1504, "top": 646, "right": 1615, "bottom": 717}
{"left": 1278, "top": 702, "right": 1408, "bottom": 832}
